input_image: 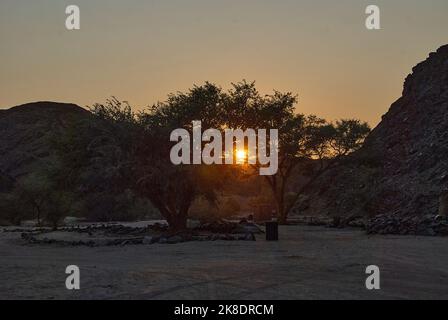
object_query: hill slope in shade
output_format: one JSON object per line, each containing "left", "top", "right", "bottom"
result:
{"left": 298, "top": 44, "right": 448, "bottom": 233}
{"left": 0, "top": 102, "right": 88, "bottom": 188}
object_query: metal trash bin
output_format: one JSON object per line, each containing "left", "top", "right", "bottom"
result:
{"left": 265, "top": 221, "right": 278, "bottom": 241}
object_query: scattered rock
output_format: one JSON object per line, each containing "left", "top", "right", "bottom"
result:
{"left": 142, "top": 236, "right": 153, "bottom": 245}
{"left": 166, "top": 235, "right": 184, "bottom": 244}
{"left": 195, "top": 220, "right": 263, "bottom": 234}
{"left": 19, "top": 221, "right": 261, "bottom": 246}
{"left": 366, "top": 214, "right": 448, "bottom": 236}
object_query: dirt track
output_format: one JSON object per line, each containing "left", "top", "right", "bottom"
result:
{"left": 1, "top": 225, "right": 447, "bottom": 299}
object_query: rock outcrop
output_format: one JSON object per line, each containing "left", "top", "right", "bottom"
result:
{"left": 297, "top": 44, "right": 448, "bottom": 235}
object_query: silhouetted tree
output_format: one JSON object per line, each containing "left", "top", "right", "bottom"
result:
{"left": 135, "top": 84, "right": 231, "bottom": 230}
{"left": 220, "top": 81, "right": 371, "bottom": 223}
{"left": 51, "top": 98, "right": 152, "bottom": 222}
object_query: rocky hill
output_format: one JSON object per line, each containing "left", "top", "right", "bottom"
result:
{"left": 297, "top": 44, "right": 448, "bottom": 235}
{"left": 0, "top": 102, "right": 88, "bottom": 189}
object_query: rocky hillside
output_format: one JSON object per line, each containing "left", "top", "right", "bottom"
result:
{"left": 298, "top": 44, "right": 448, "bottom": 235}
{"left": 0, "top": 102, "right": 88, "bottom": 189}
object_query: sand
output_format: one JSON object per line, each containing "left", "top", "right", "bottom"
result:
{"left": 0, "top": 225, "right": 447, "bottom": 300}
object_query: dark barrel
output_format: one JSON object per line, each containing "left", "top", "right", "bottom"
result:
{"left": 265, "top": 221, "right": 279, "bottom": 241}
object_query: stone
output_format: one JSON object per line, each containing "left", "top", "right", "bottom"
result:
{"left": 245, "top": 233, "right": 256, "bottom": 241}
{"left": 167, "top": 236, "right": 184, "bottom": 244}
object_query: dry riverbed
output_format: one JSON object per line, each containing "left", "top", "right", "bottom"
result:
{"left": 0, "top": 224, "right": 447, "bottom": 299}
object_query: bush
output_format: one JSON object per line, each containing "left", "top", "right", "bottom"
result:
{"left": 190, "top": 196, "right": 242, "bottom": 221}
{"left": 220, "top": 198, "right": 241, "bottom": 217}
{"left": 0, "top": 192, "right": 29, "bottom": 225}
{"left": 83, "top": 190, "right": 159, "bottom": 222}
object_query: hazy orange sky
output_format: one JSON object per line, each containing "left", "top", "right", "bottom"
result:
{"left": 1, "top": 0, "right": 447, "bottom": 126}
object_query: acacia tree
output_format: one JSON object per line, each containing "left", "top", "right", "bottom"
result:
{"left": 51, "top": 98, "right": 147, "bottom": 222}
{"left": 221, "top": 81, "right": 371, "bottom": 224}
{"left": 280, "top": 118, "right": 371, "bottom": 223}
{"left": 134, "top": 83, "right": 231, "bottom": 231}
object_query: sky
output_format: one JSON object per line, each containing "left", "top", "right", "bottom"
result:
{"left": 1, "top": 0, "right": 447, "bottom": 126}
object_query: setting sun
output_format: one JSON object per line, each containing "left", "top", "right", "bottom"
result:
{"left": 236, "top": 149, "right": 247, "bottom": 164}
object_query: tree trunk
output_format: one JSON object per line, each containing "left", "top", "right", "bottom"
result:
{"left": 269, "top": 175, "right": 288, "bottom": 225}
{"left": 278, "top": 211, "right": 287, "bottom": 225}
{"left": 170, "top": 199, "right": 192, "bottom": 231}
{"left": 151, "top": 198, "right": 190, "bottom": 232}
{"left": 284, "top": 163, "right": 337, "bottom": 219}
{"left": 276, "top": 194, "right": 287, "bottom": 225}
{"left": 35, "top": 205, "right": 41, "bottom": 228}
{"left": 167, "top": 211, "right": 188, "bottom": 232}
{"left": 264, "top": 175, "right": 289, "bottom": 225}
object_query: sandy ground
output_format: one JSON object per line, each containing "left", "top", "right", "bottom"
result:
{"left": 0, "top": 225, "right": 447, "bottom": 300}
